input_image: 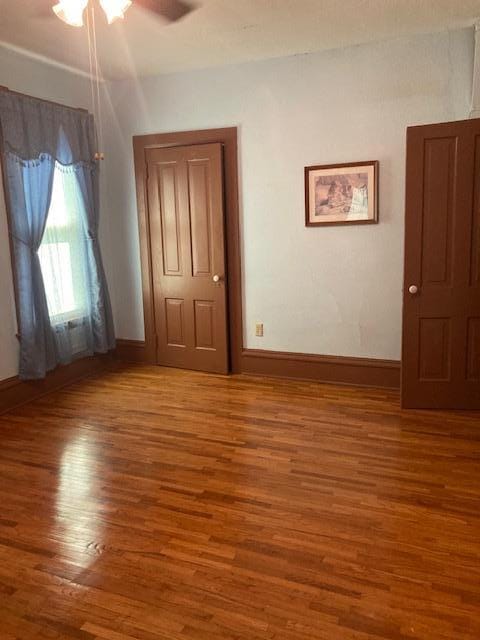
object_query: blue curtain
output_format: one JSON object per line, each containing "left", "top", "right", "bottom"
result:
{"left": 0, "top": 92, "right": 115, "bottom": 379}
{"left": 76, "top": 164, "right": 115, "bottom": 353}
{"left": 5, "top": 154, "right": 58, "bottom": 378}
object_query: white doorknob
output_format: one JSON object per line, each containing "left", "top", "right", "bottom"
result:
{"left": 408, "top": 285, "right": 418, "bottom": 295}
{"left": 213, "top": 274, "right": 221, "bottom": 283}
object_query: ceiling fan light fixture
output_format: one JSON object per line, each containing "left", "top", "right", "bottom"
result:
{"left": 99, "top": 0, "right": 132, "bottom": 24}
{"left": 52, "top": 0, "right": 88, "bottom": 27}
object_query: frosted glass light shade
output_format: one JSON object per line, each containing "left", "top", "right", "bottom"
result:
{"left": 99, "top": 0, "right": 132, "bottom": 24}
{"left": 52, "top": 0, "right": 89, "bottom": 27}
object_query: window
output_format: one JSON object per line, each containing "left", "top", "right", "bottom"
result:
{"left": 38, "top": 167, "right": 89, "bottom": 325}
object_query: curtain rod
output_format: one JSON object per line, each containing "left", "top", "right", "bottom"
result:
{"left": 0, "top": 85, "right": 89, "bottom": 115}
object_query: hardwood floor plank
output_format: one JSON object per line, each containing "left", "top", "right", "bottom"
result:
{"left": 0, "top": 364, "right": 478, "bottom": 639}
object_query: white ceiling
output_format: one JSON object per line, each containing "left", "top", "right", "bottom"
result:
{"left": 1, "top": 0, "right": 480, "bottom": 80}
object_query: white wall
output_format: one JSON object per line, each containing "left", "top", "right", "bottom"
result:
{"left": 103, "top": 28, "right": 473, "bottom": 361}
{"left": 0, "top": 47, "right": 113, "bottom": 381}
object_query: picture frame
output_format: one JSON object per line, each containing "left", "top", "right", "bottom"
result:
{"left": 305, "top": 160, "right": 379, "bottom": 226}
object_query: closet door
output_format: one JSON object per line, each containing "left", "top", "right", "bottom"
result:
{"left": 402, "top": 118, "right": 480, "bottom": 408}
{"left": 146, "top": 143, "right": 229, "bottom": 374}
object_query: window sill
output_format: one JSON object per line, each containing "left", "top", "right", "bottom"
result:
{"left": 50, "top": 314, "right": 87, "bottom": 330}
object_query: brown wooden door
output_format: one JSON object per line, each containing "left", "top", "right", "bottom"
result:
{"left": 146, "top": 143, "right": 229, "bottom": 374}
{"left": 402, "top": 118, "right": 480, "bottom": 409}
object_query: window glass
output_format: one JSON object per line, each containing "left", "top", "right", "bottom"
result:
{"left": 38, "top": 168, "right": 89, "bottom": 324}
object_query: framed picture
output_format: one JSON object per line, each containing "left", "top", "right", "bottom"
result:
{"left": 305, "top": 160, "right": 379, "bottom": 226}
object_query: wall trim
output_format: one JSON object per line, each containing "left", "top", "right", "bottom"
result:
{"left": 116, "top": 339, "right": 149, "bottom": 363}
{"left": 0, "top": 353, "right": 113, "bottom": 416}
{"left": 240, "top": 348, "right": 400, "bottom": 389}
{"left": 114, "top": 340, "right": 400, "bottom": 389}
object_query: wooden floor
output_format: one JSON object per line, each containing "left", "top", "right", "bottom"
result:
{"left": 0, "top": 365, "right": 479, "bottom": 640}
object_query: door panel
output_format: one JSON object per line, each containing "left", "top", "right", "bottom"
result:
{"left": 418, "top": 318, "right": 451, "bottom": 381}
{"left": 471, "top": 137, "right": 480, "bottom": 285}
{"left": 402, "top": 119, "right": 480, "bottom": 408}
{"left": 194, "top": 300, "right": 215, "bottom": 350}
{"left": 421, "top": 137, "right": 455, "bottom": 285}
{"left": 158, "top": 163, "right": 183, "bottom": 276}
{"left": 147, "top": 143, "right": 229, "bottom": 374}
{"left": 467, "top": 318, "right": 480, "bottom": 381}
{"left": 165, "top": 298, "right": 186, "bottom": 348}
{"left": 189, "top": 160, "right": 213, "bottom": 277}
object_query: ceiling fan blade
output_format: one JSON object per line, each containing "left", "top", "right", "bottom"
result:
{"left": 135, "top": 0, "right": 194, "bottom": 22}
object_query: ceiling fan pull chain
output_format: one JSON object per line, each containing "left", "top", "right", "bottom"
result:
{"left": 86, "top": 4, "right": 104, "bottom": 161}
{"left": 86, "top": 6, "right": 96, "bottom": 125}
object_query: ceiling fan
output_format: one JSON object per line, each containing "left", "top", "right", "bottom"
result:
{"left": 49, "top": 0, "right": 193, "bottom": 27}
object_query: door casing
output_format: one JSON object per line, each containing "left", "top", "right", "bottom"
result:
{"left": 133, "top": 127, "right": 243, "bottom": 373}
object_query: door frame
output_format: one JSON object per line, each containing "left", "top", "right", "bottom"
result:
{"left": 133, "top": 127, "right": 243, "bottom": 373}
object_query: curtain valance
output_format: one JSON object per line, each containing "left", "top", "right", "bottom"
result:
{"left": 0, "top": 92, "right": 95, "bottom": 166}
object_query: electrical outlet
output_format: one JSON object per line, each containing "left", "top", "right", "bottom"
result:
{"left": 255, "top": 323, "right": 264, "bottom": 337}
